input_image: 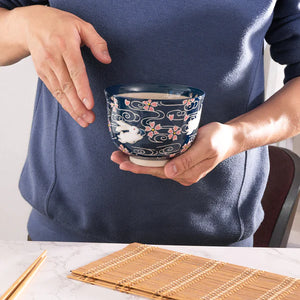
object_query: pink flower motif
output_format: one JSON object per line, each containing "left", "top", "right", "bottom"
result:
{"left": 108, "top": 120, "right": 112, "bottom": 132}
{"left": 169, "top": 153, "right": 176, "bottom": 158}
{"left": 119, "top": 144, "right": 129, "bottom": 154}
{"left": 183, "top": 98, "right": 195, "bottom": 106}
{"left": 168, "top": 126, "right": 181, "bottom": 141}
{"left": 168, "top": 114, "right": 174, "bottom": 121}
{"left": 181, "top": 141, "right": 192, "bottom": 153}
{"left": 184, "top": 114, "right": 189, "bottom": 121}
{"left": 125, "top": 99, "right": 130, "bottom": 106}
{"left": 143, "top": 99, "right": 158, "bottom": 111}
{"left": 145, "top": 121, "right": 162, "bottom": 138}
{"left": 110, "top": 97, "right": 119, "bottom": 112}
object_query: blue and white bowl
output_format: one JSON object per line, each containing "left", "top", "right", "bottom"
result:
{"left": 104, "top": 83, "right": 205, "bottom": 167}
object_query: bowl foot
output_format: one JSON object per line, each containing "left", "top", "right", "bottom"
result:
{"left": 129, "top": 156, "right": 168, "bottom": 167}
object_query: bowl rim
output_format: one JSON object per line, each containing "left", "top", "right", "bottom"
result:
{"left": 104, "top": 83, "right": 205, "bottom": 100}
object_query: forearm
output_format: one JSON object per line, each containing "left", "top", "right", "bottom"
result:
{"left": 228, "top": 76, "right": 300, "bottom": 153}
{"left": 0, "top": 7, "right": 29, "bottom": 66}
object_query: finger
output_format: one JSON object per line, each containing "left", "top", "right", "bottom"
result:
{"left": 164, "top": 149, "right": 198, "bottom": 179}
{"left": 50, "top": 55, "right": 95, "bottom": 124}
{"left": 111, "top": 150, "right": 130, "bottom": 164}
{"left": 40, "top": 69, "right": 89, "bottom": 128}
{"left": 119, "top": 160, "right": 167, "bottom": 179}
{"left": 174, "top": 158, "right": 217, "bottom": 186}
{"left": 80, "top": 22, "right": 111, "bottom": 64}
{"left": 164, "top": 136, "right": 210, "bottom": 178}
{"left": 62, "top": 44, "right": 95, "bottom": 110}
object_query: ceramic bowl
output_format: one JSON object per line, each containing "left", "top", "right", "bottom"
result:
{"left": 104, "top": 83, "right": 205, "bottom": 167}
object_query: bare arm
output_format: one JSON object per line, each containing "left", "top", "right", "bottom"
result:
{"left": 0, "top": 5, "right": 111, "bottom": 127}
{"left": 228, "top": 76, "right": 300, "bottom": 151}
{"left": 0, "top": 8, "right": 29, "bottom": 65}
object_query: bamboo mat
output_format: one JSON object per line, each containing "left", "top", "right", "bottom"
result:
{"left": 68, "top": 242, "right": 300, "bottom": 299}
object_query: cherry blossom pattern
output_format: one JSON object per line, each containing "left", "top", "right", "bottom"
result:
{"left": 143, "top": 99, "right": 158, "bottom": 111}
{"left": 145, "top": 122, "right": 162, "bottom": 138}
{"left": 110, "top": 96, "right": 119, "bottom": 112}
{"left": 119, "top": 144, "right": 130, "bottom": 154}
{"left": 168, "top": 114, "right": 174, "bottom": 121}
{"left": 168, "top": 112, "right": 188, "bottom": 121}
{"left": 169, "top": 153, "right": 176, "bottom": 158}
{"left": 183, "top": 98, "right": 195, "bottom": 107}
{"left": 180, "top": 141, "right": 192, "bottom": 153}
{"left": 168, "top": 126, "right": 182, "bottom": 141}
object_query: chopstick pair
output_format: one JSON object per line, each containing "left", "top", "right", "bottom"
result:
{"left": 0, "top": 250, "right": 47, "bottom": 300}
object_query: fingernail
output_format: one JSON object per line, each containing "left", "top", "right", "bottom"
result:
{"left": 82, "top": 113, "right": 94, "bottom": 123}
{"left": 102, "top": 50, "right": 111, "bottom": 61}
{"left": 166, "top": 163, "right": 177, "bottom": 178}
{"left": 82, "top": 98, "right": 90, "bottom": 108}
{"left": 119, "top": 164, "right": 128, "bottom": 171}
{"left": 77, "top": 117, "right": 88, "bottom": 127}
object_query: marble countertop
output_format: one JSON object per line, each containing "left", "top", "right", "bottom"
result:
{"left": 1, "top": 241, "right": 300, "bottom": 300}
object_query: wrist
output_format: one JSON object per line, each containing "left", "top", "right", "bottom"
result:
{"left": 225, "top": 121, "right": 247, "bottom": 156}
{"left": 9, "top": 7, "right": 31, "bottom": 55}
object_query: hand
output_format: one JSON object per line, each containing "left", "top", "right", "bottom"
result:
{"left": 15, "top": 5, "right": 111, "bottom": 127}
{"left": 111, "top": 122, "right": 241, "bottom": 186}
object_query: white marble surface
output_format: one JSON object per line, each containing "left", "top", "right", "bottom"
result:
{"left": 1, "top": 241, "right": 300, "bottom": 300}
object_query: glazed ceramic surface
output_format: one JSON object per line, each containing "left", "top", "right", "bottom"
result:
{"left": 105, "top": 84, "right": 205, "bottom": 166}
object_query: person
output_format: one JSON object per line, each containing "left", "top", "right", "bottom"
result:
{"left": 0, "top": 0, "right": 299, "bottom": 246}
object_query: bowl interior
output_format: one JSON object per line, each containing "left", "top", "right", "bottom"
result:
{"left": 104, "top": 83, "right": 205, "bottom": 100}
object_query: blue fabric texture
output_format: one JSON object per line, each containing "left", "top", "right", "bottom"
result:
{"left": 1, "top": 0, "right": 300, "bottom": 245}
{"left": 265, "top": 0, "right": 300, "bottom": 83}
{"left": 0, "top": 0, "right": 48, "bottom": 9}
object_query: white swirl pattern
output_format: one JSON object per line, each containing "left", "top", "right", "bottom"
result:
{"left": 107, "top": 96, "right": 203, "bottom": 159}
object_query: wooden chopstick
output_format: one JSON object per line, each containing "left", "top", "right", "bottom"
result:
{"left": 6, "top": 255, "right": 47, "bottom": 300}
{"left": 0, "top": 250, "right": 47, "bottom": 300}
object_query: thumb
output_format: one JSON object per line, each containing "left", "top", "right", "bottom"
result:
{"left": 80, "top": 22, "right": 112, "bottom": 64}
{"left": 164, "top": 148, "right": 199, "bottom": 178}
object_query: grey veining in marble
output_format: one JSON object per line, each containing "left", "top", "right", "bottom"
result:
{"left": 0, "top": 241, "right": 300, "bottom": 299}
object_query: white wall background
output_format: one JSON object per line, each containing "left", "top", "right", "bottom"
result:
{"left": 0, "top": 51, "right": 299, "bottom": 242}
{"left": 0, "top": 57, "right": 35, "bottom": 240}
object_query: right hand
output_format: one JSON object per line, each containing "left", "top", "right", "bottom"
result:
{"left": 15, "top": 5, "right": 111, "bottom": 127}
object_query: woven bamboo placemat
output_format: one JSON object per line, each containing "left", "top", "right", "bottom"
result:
{"left": 68, "top": 242, "right": 300, "bottom": 299}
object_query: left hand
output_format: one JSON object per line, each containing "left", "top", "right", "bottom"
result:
{"left": 111, "top": 122, "right": 241, "bottom": 186}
